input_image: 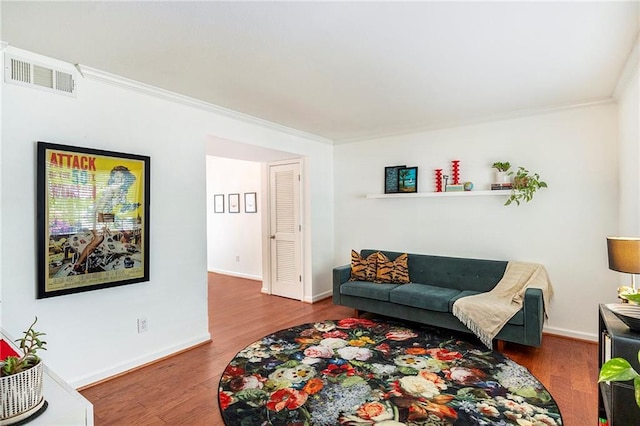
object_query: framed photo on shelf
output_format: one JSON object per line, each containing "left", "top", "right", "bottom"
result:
{"left": 244, "top": 192, "right": 257, "bottom": 213}
{"left": 36, "top": 141, "right": 150, "bottom": 299}
{"left": 384, "top": 165, "right": 406, "bottom": 194}
{"left": 229, "top": 193, "right": 240, "bottom": 213}
{"left": 398, "top": 167, "right": 418, "bottom": 193}
{"left": 213, "top": 194, "right": 225, "bottom": 213}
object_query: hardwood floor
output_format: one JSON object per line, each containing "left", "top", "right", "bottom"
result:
{"left": 80, "top": 273, "right": 598, "bottom": 425}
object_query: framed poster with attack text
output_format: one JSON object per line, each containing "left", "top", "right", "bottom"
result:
{"left": 37, "top": 142, "right": 150, "bottom": 298}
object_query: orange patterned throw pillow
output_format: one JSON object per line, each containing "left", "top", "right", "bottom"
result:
{"left": 375, "top": 252, "right": 410, "bottom": 284}
{"left": 350, "top": 250, "right": 378, "bottom": 281}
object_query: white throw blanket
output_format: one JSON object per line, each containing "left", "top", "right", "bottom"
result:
{"left": 452, "top": 261, "right": 553, "bottom": 348}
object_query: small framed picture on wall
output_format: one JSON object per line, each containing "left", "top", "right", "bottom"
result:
{"left": 214, "top": 194, "right": 225, "bottom": 213}
{"left": 398, "top": 167, "right": 418, "bottom": 193}
{"left": 245, "top": 192, "right": 257, "bottom": 213}
{"left": 384, "top": 165, "right": 406, "bottom": 194}
{"left": 229, "top": 193, "right": 240, "bottom": 213}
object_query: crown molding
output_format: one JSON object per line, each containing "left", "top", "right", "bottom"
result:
{"left": 613, "top": 31, "right": 639, "bottom": 100}
{"left": 75, "top": 65, "right": 334, "bottom": 145}
{"left": 334, "top": 97, "right": 616, "bottom": 144}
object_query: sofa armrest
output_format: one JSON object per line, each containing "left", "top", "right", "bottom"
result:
{"left": 523, "top": 288, "right": 544, "bottom": 346}
{"left": 333, "top": 264, "right": 351, "bottom": 304}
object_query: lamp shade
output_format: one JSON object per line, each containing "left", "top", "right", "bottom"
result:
{"left": 607, "top": 237, "right": 640, "bottom": 274}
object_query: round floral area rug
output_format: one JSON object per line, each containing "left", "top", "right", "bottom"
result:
{"left": 218, "top": 318, "right": 562, "bottom": 426}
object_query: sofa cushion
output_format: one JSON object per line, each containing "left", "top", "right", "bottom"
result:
{"left": 375, "top": 252, "right": 410, "bottom": 284}
{"left": 341, "top": 281, "right": 400, "bottom": 302}
{"left": 390, "top": 284, "right": 460, "bottom": 312}
{"left": 349, "top": 250, "right": 378, "bottom": 282}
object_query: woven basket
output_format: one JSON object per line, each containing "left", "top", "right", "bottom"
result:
{"left": 0, "top": 361, "right": 44, "bottom": 421}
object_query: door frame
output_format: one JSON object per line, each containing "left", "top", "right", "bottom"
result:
{"left": 261, "top": 158, "right": 305, "bottom": 301}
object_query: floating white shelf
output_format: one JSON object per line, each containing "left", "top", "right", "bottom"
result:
{"left": 365, "top": 190, "right": 510, "bottom": 199}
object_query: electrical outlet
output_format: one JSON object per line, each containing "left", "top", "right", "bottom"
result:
{"left": 137, "top": 317, "right": 148, "bottom": 333}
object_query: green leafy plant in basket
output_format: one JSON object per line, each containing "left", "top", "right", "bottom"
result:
{"left": 1, "top": 317, "right": 47, "bottom": 377}
{"left": 505, "top": 167, "right": 548, "bottom": 206}
{"left": 599, "top": 349, "right": 640, "bottom": 407}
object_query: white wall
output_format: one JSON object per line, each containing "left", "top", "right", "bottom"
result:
{"left": 206, "top": 156, "right": 262, "bottom": 279}
{"left": 1, "top": 47, "right": 335, "bottom": 387}
{"left": 334, "top": 104, "right": 619, "bottom": 340}
{"left": 616, "top": 39, "right": 640, "bottom": 235}
{"left": 0, "top": 44, "right": 4, "bottom": 326}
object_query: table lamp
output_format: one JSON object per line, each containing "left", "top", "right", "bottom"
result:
{"left": 607, "top": 237, "right": 640, "bottom": 294}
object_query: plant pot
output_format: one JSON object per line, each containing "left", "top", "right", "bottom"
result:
{"left": 0, "top": 361, "right": 45, "bottom": 425}
{"left": 494, "top": 171, "right": 511, "bottom": 184}
{"left": 513, "top": 176, "right": 529, "bottom": 189}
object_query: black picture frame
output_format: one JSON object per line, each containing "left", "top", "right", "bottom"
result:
{"left": 37, "top": 141, "right": 150, "bottom": 299}
{"left": 384, "top": 165, "right": 406, "bottom": 194}
{"left": 398, "top": 167, "right": 418, "bottom": 193}
{"left": 244, "top": 192, "right": 257, "bottom": 213}
{"left": 229, "top": 193, "right": 240, "bottom": 213}
{"left": 214, "top": 194, "right": 225, "bottom": 213}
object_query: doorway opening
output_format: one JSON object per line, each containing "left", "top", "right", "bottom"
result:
{"left": 205, "top": 136, "right": 306, "bottom": 301}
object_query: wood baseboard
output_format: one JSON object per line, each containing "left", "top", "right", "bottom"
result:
{"left": 77, "top": 338, "right": 212, "bottom": 391}
{"left": 542, "top": 331, "right": 597, "bottom": 345}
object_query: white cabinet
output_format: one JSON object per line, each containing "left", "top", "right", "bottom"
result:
{"left": 34, "top": 365, "right": 94, "bottom": 425}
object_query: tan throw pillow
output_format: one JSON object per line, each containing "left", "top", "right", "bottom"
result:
{"left": 375, "top": 252, "right": 410, "bottom": 284}
{"left": 349, "top": 250, "right": 378, "bottom": 281}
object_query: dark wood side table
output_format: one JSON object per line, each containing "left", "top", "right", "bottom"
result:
{"left": 598, "top": 304, "right": 640, "bottom": 425}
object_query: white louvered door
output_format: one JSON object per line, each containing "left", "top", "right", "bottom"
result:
{"left": 269, "top": 162, "right": 302, "bottom": 300}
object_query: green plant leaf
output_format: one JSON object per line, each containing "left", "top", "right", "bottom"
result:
{"left": 598, "top": 357, "right": 639, "bottom": 382}
{"left": 624, "top": 293, "right": 640, "bottom": 303}
{"left": 492, "top": 162, "right": 511, "bottom": 172}
{"left": 635, "top": 376, "right": 640, "bottom": 408}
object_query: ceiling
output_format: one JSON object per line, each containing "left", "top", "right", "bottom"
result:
{"left": 2, "top": 1, "right": 638, "bottom": 143}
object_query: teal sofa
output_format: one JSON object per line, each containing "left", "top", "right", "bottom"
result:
{"left": 332, "top": 249, "right": 545, "bottom": 347}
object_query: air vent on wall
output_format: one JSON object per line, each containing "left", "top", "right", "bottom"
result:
{"left": 4, "top": 54, "right": 76, "bottom": 96}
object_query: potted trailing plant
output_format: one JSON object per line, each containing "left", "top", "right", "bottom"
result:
{"left": 1, "top": 317, "right": 47, "bottom": 423}
{"left": 599, "top": 349, "right": 640, "bottom": 407}
{"left": 492, "top": 161, "right": 511, "bottom": 184}
{"left": 505, "top": 167, "right": 548, "bottom": 206}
